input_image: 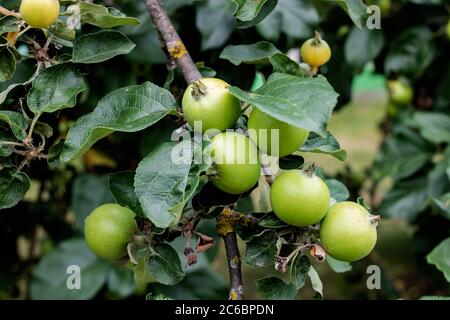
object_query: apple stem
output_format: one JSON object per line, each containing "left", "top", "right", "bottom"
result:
{"left": 313, "top": 30, "right": 323, "bottom": 45}
{"left": 304, "top": 163, "right": 317, "bottom": 177}
{"left": 191, "top": 80, "right": 207, "bottom": 100}
{"left": 310, "top": 66, "right": 319, "bottom": 76}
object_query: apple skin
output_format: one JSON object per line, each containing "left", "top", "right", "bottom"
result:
{"left": 85, "top": 203, "right": 137, "bottom": 260}
{"left": 248, "top": 108, "right": 309, "bottom": 157}
{"left": 20, "top": 0, "right": 60, "bottom": 29}
{"left": 320, "top": 201, "right": 378, "bottom": 262}
{"left": 270, "top": 170, "right": 330, "bottom": 226}
{"left": 388, "top": 80, "right": 413, "bottom": 106}
{"left": 209, "top": 132, "right": 261, "bottom": 194}
{"left": 182, "top": 78, "right": 241, "bottom": 133}
{"left": 300, "top": 37, "right": 331, "bottom": 67}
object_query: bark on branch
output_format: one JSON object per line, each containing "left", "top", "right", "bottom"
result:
{"left": 217, "top": 208, "right": 244, "bottom": 300}
{"left": 144, "top": 0, "right": 202, "bottom": 84}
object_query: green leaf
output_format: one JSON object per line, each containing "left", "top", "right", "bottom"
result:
{"left": 148, "top": 244, "right": 185, "bottom": 285}
{"left": 220, "top": 42, "right": 305, "bottom": 76}
{"left": 427, "top": 153, "right": 450, "bottom": 198}
{"left": 0, "top": 47, "right": 16, "bottom": 83}
{"left": 255, "top": 276, "right": 298, "bottom": 300}
{"left": 146, "top": 293, "right": 174, "bottom": 300}
{"left": 380, "top": 178, "right": 428, "bottom": 222}
{"left": 256, "top": 0, "right": 318, "bottom": 40}
{"left": 259, "top": 212, "right": 288, "bottom": 228}
{"left": 0, "top": 16, "right": 20, "bottom": 34}
{"left": 27, "top": 64, "right": 86, "bottom": 115}
{"left": 61, "top": 82, "right": 176, "bottom": 162}
{"left": 79, "top": 2, "right": 140, "bottom": 28}
{"left": 71, "top": 174, "right": 114, "bottom": 231}
{"left": 431, "top": 193, "right": 450, "bottom": 220}
{"left": 230, "top": 73, "right": 338, "bottom": 136}
{"left": 426, "top": 238, "right": 450, "bottom": 283}
{"left": 0, "top": 169, "right": 30, "bottom": 209}
{"left": 357, "top": 196, "right": 370, "bottom": 210}
{"left": 278, "top": 154, "right": 304, "bottom": 170}
{"left": 0, "top": 128, "right": 15, "bottom": 156}
{"left": 308, "top": 266, "right": 323, "bottom": 298}
{"left": 326, "top": 179, "right": 350, "bottom": 202}
{"left": 0, "top": 59, "right": 36, "bottom": 105}
{"left": 134, "top": 142, "right": 192, "bottom": 228}
{"left": 48, "top": 20, "right": 76, "bottom": 41}
{"left": 290, "top": 254, "right": 310, "bottom": 289}
{"left": 344, "top": 27, "right": 384, "bottom": 69}
{"left": 337, "top": 0, "right": 368, "bottom": 29}
{"left": 270, "top": 53, "right": 307, "bottom": 77}
{"left": 220, "top": 41, "right": 280, "bottom": 65}
{"left": 0, "top": 83, "right": 22, "bottom": 105}
{"left": 410, "top": 112, "right": 450, "bottom": 144}
{"left": 72, "top": 30, "right": 135, "bottom": 64}
{"left": 106, "top": 266, "right": 136, "bottom": 298}
{"left": 30, "top": 238, "right": 110, "bottom": 299}
{"left": 232, "top": 0, "right": 278, "bottom": 29}
{"left": 232, "top": 0, "right": 269, "bottom": 21}
{"left": 299, "top": 131, "right": 347, "bottom": 161}
{"left": 131, "top": 248, "right": 155, "bottom": 287}
{"left": 0, "top": 110, "right": 28, "bottom": 140}
{"left": 384, "top": 27, "right": 435, "bottom": 78}
{"left": 326, "top": 255, "right": 352, "bottom": 273}
{"left": 150, "top": 267, "right": 228, "bottom": 299}
{"left": 374, "top": 127, "right": 432, "bottom": 181}
{"left": 243, "top": 230, "right": 277, "bottom": 267}
{"left": 109, "top": 171, "right": 142, "bottom": 216}
{"left": 196, "top": 0, "right": 235, "bottom": 50}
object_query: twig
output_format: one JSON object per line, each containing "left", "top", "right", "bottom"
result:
{"left": 25, "top": 114, "right": 39, "bottom": 144}
{"left": 43, "top": 34, "right": 53, "bottom": 51}
{"left": 6, "top": 25, "right": 32, "bottom": 47}
{"left": 0, "top": 141, "right": 25, "bottom": 147}
{"left": 144, "top": 0, "right": 202, "bottom": 84}
{"left": 223, "top": 232, "right": 243, "bottom": 300}
{"left": 217, "top": 208, "right": 244, "bottom": 300}
{"left": 0, "top": 5, "right": 21, "bottom": 18}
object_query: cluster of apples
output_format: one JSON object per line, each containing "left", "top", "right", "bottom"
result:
{"left": 84, "top": 34, "right": 377, "bottom": 264}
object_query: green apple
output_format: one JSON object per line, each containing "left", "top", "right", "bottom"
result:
{"left": 388, "top": 79, "right": 413, "bottom": 106}
{"left": 270, "top": 169, "right": 330, "bottom": 226}
{"left": 248, "top": 108, "right": 309, "bottom": 157}
{"left": 182, "top": 78, "right": 241, "bottom": 133}
{"left": 320, "top": 201, "right": 378, "bottom": 262}
{"left": 85, "top": 203, "right": 137, "bottom": 260}
{"left": 209, "top": 132, "right": 261, "bottom": 194}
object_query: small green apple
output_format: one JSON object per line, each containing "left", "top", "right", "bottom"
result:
{"left": 248, "top": 108, "right": 309, "bottom": 157}
{"left": 85, "top": 203, "right": 137, "bottom": 260}
{"left": 320, "top": 201, "right": 378, "bottom": 262}
{"left": 182, "top": 78, "right": 241, "bottom": 133}
{"left": 209, "top": 132, "right": 261, "bottom": 194}
{"left": 270, "top": 169, "right": 330, "bottom": 226}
